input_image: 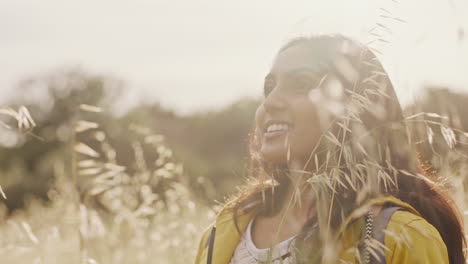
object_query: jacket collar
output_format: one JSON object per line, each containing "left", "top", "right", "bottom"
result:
{"left": 211, "top": 209, "right": 256, "bottom": 264}
{"left": 210, "top": 195, "right": 420, "bottom": 264}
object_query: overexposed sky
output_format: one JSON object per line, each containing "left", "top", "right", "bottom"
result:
{"left": 1, "top": 0, "right": 468, "bottom": 115}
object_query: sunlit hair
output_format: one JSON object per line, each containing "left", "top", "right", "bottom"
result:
{"left": 224, "top": 35, "right": 466, "bottom": 263}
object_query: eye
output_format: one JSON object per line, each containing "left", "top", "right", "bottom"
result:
{"left": 287, "top": 75, "right": 315, "bottom": 94}
{"left": 263, "top": 76, "right": 276, "bottom": 97}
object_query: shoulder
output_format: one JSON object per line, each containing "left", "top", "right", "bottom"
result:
{"left": 387, "top": 210, "right": 446, "bottom": 246}
{"left": 384, "top": 210, "right": 449, "bottom": 263}
{"left": 199, "top": 221, "right": 216, "bottom": 245}
{"left": 194, "top": 222, "right": 215, "bottom": 264}
{"left": 194, "top": 206, "right": 257, "bottom": 264}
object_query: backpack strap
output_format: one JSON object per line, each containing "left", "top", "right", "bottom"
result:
{"left": 205, "top": 226, "right": 216, "bottom": 264}
{"left": 366, "top": 205, "right": 403, "bottom": 264}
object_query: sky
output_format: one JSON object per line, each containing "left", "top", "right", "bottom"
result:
{"left": 1, "top": 0, "right": 468, "bottom": 115}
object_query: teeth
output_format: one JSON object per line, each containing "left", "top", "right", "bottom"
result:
{"left": 266, "top": 123, "right": 289, "bottom": 133}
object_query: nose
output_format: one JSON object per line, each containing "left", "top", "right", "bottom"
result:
{"left": 263, "top": 87, "right": 286, "bottom": 112}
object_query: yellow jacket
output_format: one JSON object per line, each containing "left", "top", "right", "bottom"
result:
{"left": 195, "top": 196, "right": 448, "bottom": 263}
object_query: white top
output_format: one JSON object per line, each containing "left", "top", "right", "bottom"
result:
{"left": 229, "top": 217, "right": 296, "bottom": 264}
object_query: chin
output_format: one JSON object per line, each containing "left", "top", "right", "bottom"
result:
{"left": 260, "top": 150, "right": 288, "bottom": 167}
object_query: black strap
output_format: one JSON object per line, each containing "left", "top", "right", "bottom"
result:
{"left": 206, "top": 226, "right": 216, "bottom": 264}
{"left": 368, "top": 205, "right": 403, "bottom": 264}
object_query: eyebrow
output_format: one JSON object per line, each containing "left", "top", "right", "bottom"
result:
{"left": 286, "top": 67, "right": 320, "bottom": 75}
{"left": 264, "top": 67, "right": 321, "bottom": 80}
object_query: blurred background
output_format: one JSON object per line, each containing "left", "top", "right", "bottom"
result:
{"left": 0, "top": 0, "right": 467, "bottom": 263}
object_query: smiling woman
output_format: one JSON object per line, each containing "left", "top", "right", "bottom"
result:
{"left": 194, "top": 35, "right": 466, "bottom": 264}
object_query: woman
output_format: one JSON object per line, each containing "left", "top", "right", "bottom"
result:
{"left": 195, "top": 35, "right": 466, "bottom": 263}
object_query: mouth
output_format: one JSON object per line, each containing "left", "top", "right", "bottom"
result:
{"left": 263, "top": 121, "right": 292, "bottom": 139}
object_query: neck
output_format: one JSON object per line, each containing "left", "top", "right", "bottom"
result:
{"left": 278, "top": 159, "right": 316, "bottom": 221}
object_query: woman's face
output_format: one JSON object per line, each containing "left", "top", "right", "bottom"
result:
{"left": 255, "top": 42, "right": 330, "bottom": 168}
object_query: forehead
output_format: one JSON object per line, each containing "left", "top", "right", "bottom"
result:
{"left": 269, "top": 42, "right": 336, "bottom": 75}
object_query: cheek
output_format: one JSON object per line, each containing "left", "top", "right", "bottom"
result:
{"left": 295, "top": 98, "right": 321, "bottom": 128}
{"left": 302, "top": 96, "right": 333, "bottom": 134}
{"left": 290, "top": 102, "right": 322, "bottom": 150}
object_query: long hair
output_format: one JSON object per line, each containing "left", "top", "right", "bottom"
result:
{"left": 225, "top": 35, "right": 466, "bottom": 263}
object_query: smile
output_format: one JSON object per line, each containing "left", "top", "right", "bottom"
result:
{"left": 264, "top": 122, "right": 290, "bottom": 139}
{"left": 266, "top": 123, "right": 289, "bottom": 133}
